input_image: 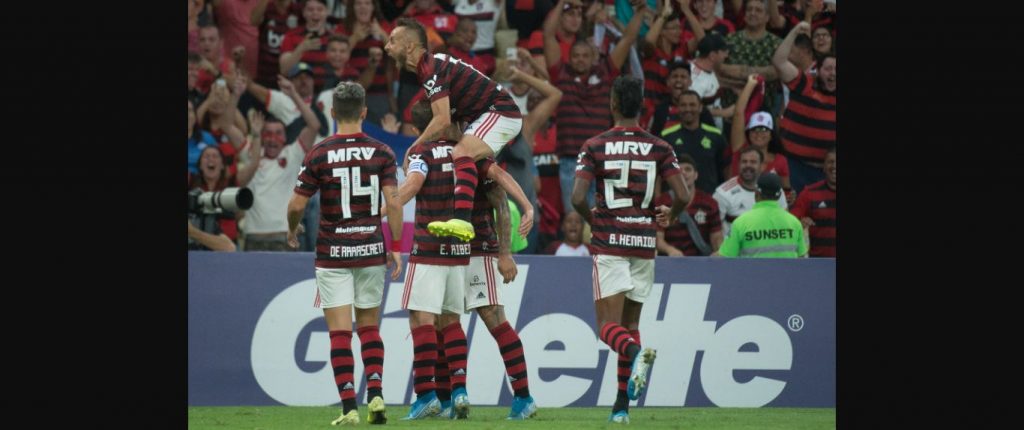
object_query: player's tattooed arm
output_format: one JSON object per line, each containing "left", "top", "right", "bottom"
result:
{"left": 487, "top": 185, "right": 512, "bottom": 255}
{"left": 487, "top": 185, "right": 519, "bottom": 283}
{"left": 487, "top": 166, "right": 534, "bottom": 237}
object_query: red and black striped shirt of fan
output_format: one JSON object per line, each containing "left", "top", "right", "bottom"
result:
{"left": 575, "top": 126, "right": 682, "bottom": 259}
{"left": 779, "top": 69, "right": 835, "bottom": 168}
{"left": 789, "top": 148, "right": 835, "bottom": 258}
{"left": 293, "top": 133, "right": 398, "bottom": 268}
{"left": 654, "top": 188, "right": 722, "bottom": 257}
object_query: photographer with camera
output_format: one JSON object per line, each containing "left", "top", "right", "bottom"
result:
{"left": 188, "top": 136, "right": 252, "bottom": 251}
{"left": 188, "top": 219, "right": 237, "bottom": 252}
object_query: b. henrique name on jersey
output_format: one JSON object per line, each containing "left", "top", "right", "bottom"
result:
{"left": 575, "top": 126, "right": 681, "bottom": 259}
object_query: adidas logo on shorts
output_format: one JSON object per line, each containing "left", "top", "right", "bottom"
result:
{"left": 477, "top": 292, "right": 486, "bottom": 299}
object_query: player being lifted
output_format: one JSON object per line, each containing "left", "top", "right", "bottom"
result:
{"left": 395, "top": 100, "right": 534, "bottom": 420}
{"left": 286, "top": 82, "right": 403, "bottom": 426}
{"left": 385, "top": 17, "right": 523, "bottom": 243}
{"left": 571, "top": 76, "right": 692, "bottom": 424}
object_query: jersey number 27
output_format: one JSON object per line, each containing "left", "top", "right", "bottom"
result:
{"left": 604, "top": 160, "right": 655, "bottom": 209}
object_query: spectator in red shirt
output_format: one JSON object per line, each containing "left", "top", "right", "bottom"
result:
{"left": 768, "top": 0, "right": 835, "bottom": 39}
{"left": 682, "top": 0, "right": 736, "bottom": 57}
{"left": 213, "top": 0, "right": 260, "bottom": 78}
{"left": 321, "top": 35, "right": 363, "bottom": 90}
{"left": 549, "top": 1, "right": 646, "bottom": 215}
{"left": 279, "top": 0, "right": 337, "bottom": 91}
{"left": 316, "top": 35, "right": 382, "bottom": 137}
{"left": 641, "top": 1, "right": 700, "bottom": 112}
{"left": 405, "top": 0, "right": 459, "bottom": 40}
{"left": 445, "top": 19, "right": 495, "bottom": 76}
{"left": 197, "top": 76, "right": 249, "bottom": 178}
{"left": 772, "top": 21, "right": 834, "bottom": 193}
{"left": 531, "top": 0, "right": 584, "bottom": 73}
{"left": 655, "top": 153, "right": 723, "bottom": 256}
{"left": 250, "top": 0, "right": 305, "bottom": 89}
{"left": 196, "top": 25, "right": 238, "bottom": 94}
{"left": 789, "top": 145, "right": 835, "bottom": 257}
{"left": 729, "top": 75, "right": 792, "bottom": 203}
{"left": 338, "top": 0, "right": 396, "bottom": 125}
{"left": 645, "top": 60, "right": 692, "bottom": 134}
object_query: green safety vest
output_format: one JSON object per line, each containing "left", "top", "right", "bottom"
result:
{"left": 493, "top": 199, "right": 528, "bottom": 253}
{"left": 719, "top": 201, "right": 807, "bottom": 258}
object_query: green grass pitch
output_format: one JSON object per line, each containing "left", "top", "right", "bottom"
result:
{"left": 188, "top": 406, "right": 835, "bottom": 429}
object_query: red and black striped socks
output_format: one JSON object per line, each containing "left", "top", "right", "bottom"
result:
{"left": 600, "top": 322, "right": 641, "bottom": 360}
{"left": 442, "top": 322, "right": 469, "bottom": 392}
{"left": 357, "top": 325, "right": 384, "bottom": 401}
{"left": 490, "top": 321, "right": 530, "bottom": 398}
{"left": 329, "top": 330, "right": 358, "bottom": 414}
{"left": 411, "top": 325, "right": 438, "bottom": 397}
{"left": 614, "top": 329, "right": 641, "bottom": 412}
{"left": 435, "top": 330, "right": 452, "bottom": 402}
{"left": 452, "top": 156, "right": 478, "bottom": 220}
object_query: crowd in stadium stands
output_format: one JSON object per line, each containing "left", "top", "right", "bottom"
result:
{"left": 188, "top": 0, "right": 836, "bottom": 258}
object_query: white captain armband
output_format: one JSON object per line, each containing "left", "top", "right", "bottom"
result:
{"left": 407, "top": 158, "right": 428, "bottom": 176}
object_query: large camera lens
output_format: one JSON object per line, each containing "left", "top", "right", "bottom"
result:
{"left": 196, "top": 187, "right": 254, "bottom": 213}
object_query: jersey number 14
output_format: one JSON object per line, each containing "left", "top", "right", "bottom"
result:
{"left": 333, "top": 167, "right": 380, "bottom": 218}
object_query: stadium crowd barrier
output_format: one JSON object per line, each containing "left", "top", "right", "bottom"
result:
{"left": 188, "top": 253, "right": 835, "bottom": 407}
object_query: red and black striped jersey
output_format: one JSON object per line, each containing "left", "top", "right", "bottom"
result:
{"left": 337, "top": 22, "right": 393, "bottom": 95}
{"left": 532, "top": 124, "right": 562, "bottom": 239}
{"left": 415, "top": 52, "right": 521, "bottom": 123}
{"left": 406, "top": 5, "right": 459, "bottom": 40}
{"left": 654, "top": 189, "right": 722, "bottom": 256}
{"left": 681, "top": 19, "right": 735, "bottom": 55}
{"left": 294, "top": 133, "right": 397, "bottom": 268}
{"left": 554, "top": 60, "right": 617, "bottom": 158}
{"left": 322, "top": 63, "right": 362, "bottom": 92}
{"left": 775, "top": 6, "right": 836, "bottom": 39}
{"left": 642, "top": 44, "right": 688, "bottom": 107}
{"left": 470, "top": 177, "right": 499, "bottom": 256}
{"left": 446, "top": 45, "right": 496, "bottom": 78}
{"left": 575, "top": 126, "right": 682, "bottom": 259}
{"left": 406, "top": 140, "right": 472, "bottom": 265}
{"left": 281, "top": 27, "right": 341, "bottom": 91}
{"left": 780, "top": 72, "right": 835, "bottom": 165}
{"left": 643, "top": 101, "right": 682, "bottom": 137}
{"left": 256, "top": 2, "right": 305, "bottom": 87}
{"left": 789, "top": 180, "right": 836, "bottom": 257}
